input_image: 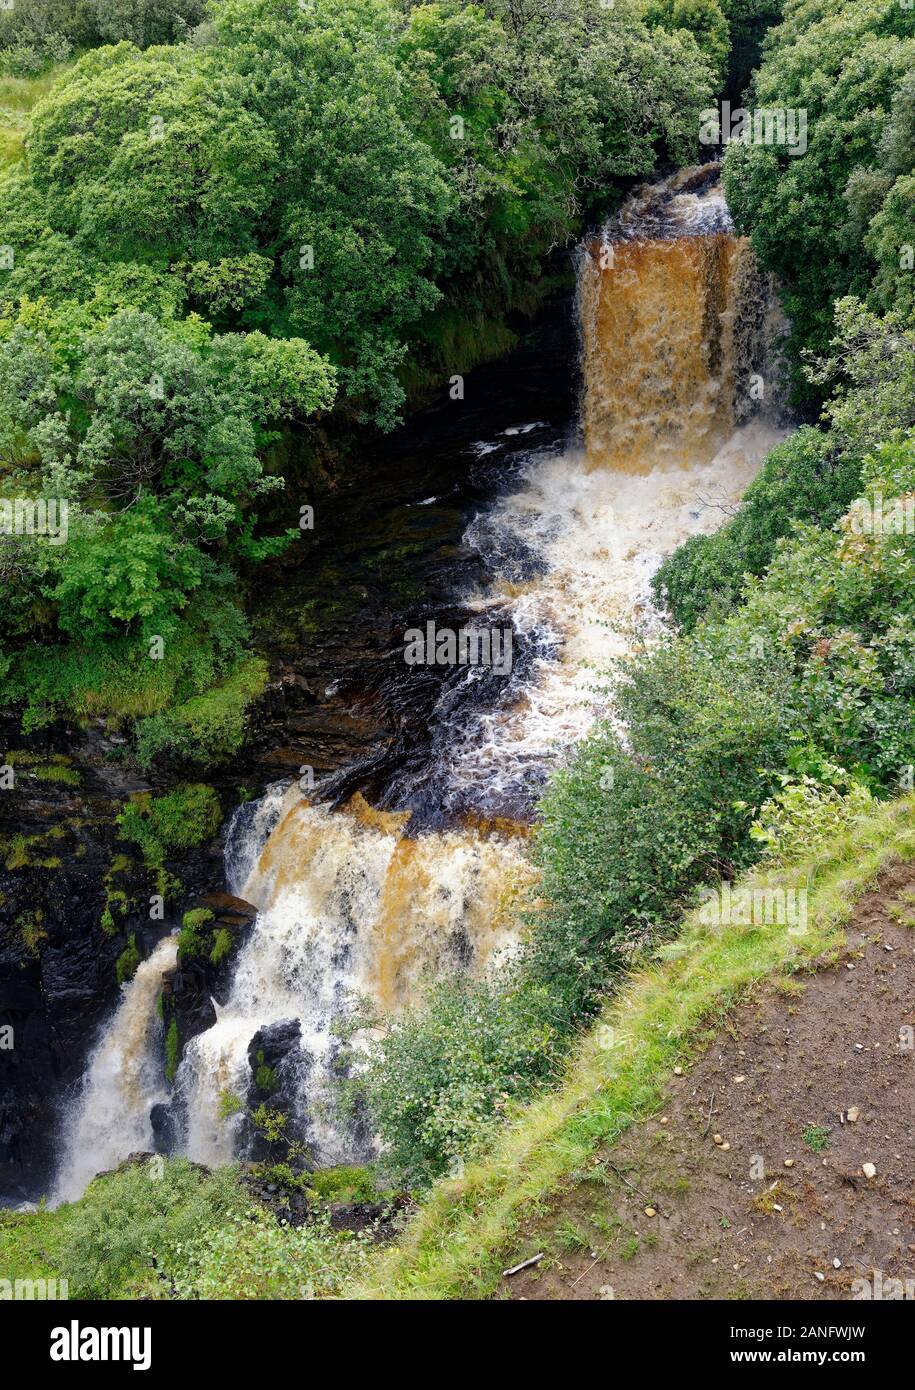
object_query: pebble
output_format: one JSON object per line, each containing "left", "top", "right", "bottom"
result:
{"left": 783, "top": 1158, "right": 795, "bottom": 1168}
{"left": 862, "top": 1162, "right": 877, "bottom": 1179}
{"left": 833, "top": 1258, "right": 842, "bottom": 1269}
{"left": 734, "top": 1075, "right": 746, "bottom": 1084}
{"left": 644, "top": 1207, "right": 657, "bottom": 1218}
{"left": 720, "top": 1142, "right": 731, "bottom": 1151}
{"left": 713, "top": 1133, "right": 723, "bottom": 1145}
{"left": 673, "top": 1066, "right": 683, "bottom": 1076}
{"left": 814, "top": 1272, "right": 825, "bottom": 1282}
{"left": 847, "top": 1106, "right": 860, "bottom": 1122}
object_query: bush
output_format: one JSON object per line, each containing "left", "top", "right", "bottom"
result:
{"left": 748, "top": 763, "right": 874, "bottom": 862}
{"left": 133, "top": 656, "right": 268, "bottom": 768}
{"left": 169, "top": 1203, "right": 368, "bottom": 1300}
{"left": 652, "top": 428, "right": 862, "bottom": 630}
{"left": 524, "top": 636, "right": 792, "bottom": 1028}
{"left": 116, "top": 784, "right": 222, "bottom": 867}
{"left": 723, "top": 0, "right": 915, "bottom": 386}
{"left": 55, "top": 1158, "right": 241, "bottom": 1298}
{"left": 358, "top": 974, "right": 560, "bottom": 1190}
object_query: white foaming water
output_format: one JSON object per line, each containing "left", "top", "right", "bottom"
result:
{"left": 448, "top": 418, "right": 783, "bottom": 802}
{"left": 223, "top": 780, "right": 290, "bottom": 895}
{"left": 52, "top": 935, "right": 178, "bottom": 1203}
{"left": 177, "top": 791, "right": 528, "bottom": 1166}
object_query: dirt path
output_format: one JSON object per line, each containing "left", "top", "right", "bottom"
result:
{"left": 503, "top": 864, "right": 915, "bottom": 1301}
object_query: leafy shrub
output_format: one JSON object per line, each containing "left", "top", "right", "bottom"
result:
{"left": 133, "top": 656, "right": 268, "bottom": 768}
{"left": 169, "top": 1203, "right": 368, "bottom": 1300}
{"left": 358, "top": 974, "right": 560, "bottom": 1189}
{"left": 747, "top": 764, "right": 874, "bottom": 862}
{"left": 116, "top": 784, "right": 222, "bottom": 868}
{"left": 55, "top": 1158, "right": 241, "bottom": 1298}
{"left": 653, "top": 428, "right": 862, "bottom": 630}
{"left": 723, "top": 0, "right": 915, "bottom": 386}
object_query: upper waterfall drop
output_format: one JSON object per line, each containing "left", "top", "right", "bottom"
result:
{"left": 578, "top": 164, "right": 785, "bottom": 472}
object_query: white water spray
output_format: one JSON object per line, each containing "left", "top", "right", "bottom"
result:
{"left": 53, "top": 935, "right": 178, "bottom": 1203}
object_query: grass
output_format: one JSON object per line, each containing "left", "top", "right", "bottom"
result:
{"left": 0, "top": 1158, "right": 368, "bottom": 1299}
{"left": 353, "top": 795, "right": 915, "bottom": 1300}
{"left": 0, "top": 67, "right": 68, "bottom": 168}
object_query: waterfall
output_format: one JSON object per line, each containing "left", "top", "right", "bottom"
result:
{"left": 52, "top": 935, "right": 178, "bottom": 1204}
{"left": 578, "top": 165, "right": 785, "bottom": 471}
{"left": 55, "top": 164, "right": 788, "bottom": 1193}
{"left": 177, "top": 791, "right": 530, "bottom": 1167}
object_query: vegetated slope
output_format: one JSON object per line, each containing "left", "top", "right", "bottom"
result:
{"left": 0, "top": 0, "right": 720, "bottom": 764}
{"left": 356, "top": 797, "right": 915, "bottom": 1299}
{"left": 505, "top": 860, "right": 915, "bottom": 1301}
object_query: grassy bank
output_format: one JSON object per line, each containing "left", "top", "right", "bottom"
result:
{"left": 356, "top": 794, "right": 915, "bottom": 1299}
{"left": 0, "top": 67, "right": 68, "bottom": 167}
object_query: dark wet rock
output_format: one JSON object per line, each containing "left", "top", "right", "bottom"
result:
{"left": 150, "top": 1103, "right": 178, "bottom": 1155}
{"left": 166, "top": 892, "right": 257, "bottom": 1065}
{"left": 241, "top": 1019, "right": 312, "bottom": 1165}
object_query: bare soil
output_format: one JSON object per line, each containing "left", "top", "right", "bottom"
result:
{"left": 503, "top": 864, "right": 915, "bottom": 1301}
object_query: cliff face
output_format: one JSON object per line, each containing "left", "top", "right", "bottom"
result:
{"left": 0, "top": 715, "right": 230, "bottom": 1201}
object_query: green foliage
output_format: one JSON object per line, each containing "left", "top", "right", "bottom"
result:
{"left": 723, "top": 0, "right": 915, "bottom": 391}
{"left": 250, "top": 1104, "right": 288, "bottom": 1145}
{"left": 802, "top": 1124, "right": 831, "bottom": 1152}
{"left": 210, "top": 927, "right": 233, "bottom": 967}
{"left": 177, "top": 906, "right": 214, "bottom": 960}
{"left": 254, "top": 1050, "right": 277, "bottom": 1095}
{"left": 306, "top": 1165, "right": 377, "bottom": 1205}
{"left": 646, "top": 0, "right": 731, "bottom": 84}
{"left": 810, "top": 299, "right": 915, "bottom": 459}
{"left": 748, "top": 764, "right": 874, "bottom": 862}
{"left": 168, "top": 1202, "right": 369, "bottom": 1300}
{"left": 217, "top": 1088, "right": 244, "bottom": 1120}
{"left": 52, "top": 1158, "right": 240, "bottom": 1299}
{"left": 0, "top": 1156, "right": 363, "bottom": 1299}
{"left": 116, "top": 783, "right": 222, "bottom": 868}
{"left": 0, "top": 1, "right": 206, "bottom": 78}
{"left": 164, "top": 1017, "right": 179, "bottom": 1083}
{"left": 132, "top": 655, "right": 268, "bottom": 768}
{"left": 653, "top": 428, "right": 863, "bottom": 629}
{"left": 115, "top": 932, "right": 140, "bottom": 984}
{"left": 357, "top": 973, "right": 560, "bottom": 1189}
{"left": 526, "top": 633, "right": 792, "bottom": 1024}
